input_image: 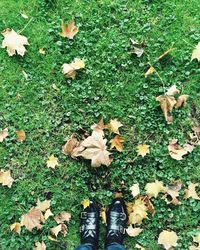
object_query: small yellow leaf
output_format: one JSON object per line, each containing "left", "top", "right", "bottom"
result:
{"left": 191, "top": 42, "right": 200, "bottom": 62}
{"left": 36, "top": 199, "right": 51, "bottom": 212}
{"left": 101, "top": 207, "right": 107, "bottom": 224}
{"left": 145, "top": 66, "right": 155, "bottom": 78}
{"left": 158, "top": 230, "right": 178, "bottom": 250}
{"left": 130, "top": 184, "right": 140, "bottom": 198}
{"left": 137, "top": 144, "right": 150, "bottom": 157}
{"left": 10, "top": 222, "right": 21, "bottom": 234}
{"left": 20, "top": 12, "right": 29, "bottom": 19}
{"left": 184, "top": 183, "right": 200, "bottom": 200}
{"left": 106, "top": 119, "right": 123, "bottom": 134}
{"left": 39, "top": 48, "right": 45, "bottom": 54}
{"left": 81, "top": 199, "right": 90, "bottom": 209}
{"left": 145, "top": 180, "right": 165, "bottom": 198}
{"left": 46, "top": 155, "right": 58, "bottom": 169}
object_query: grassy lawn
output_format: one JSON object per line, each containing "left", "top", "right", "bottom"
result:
{"left": 0, "top": 0, "right": 200, "bottom": 249}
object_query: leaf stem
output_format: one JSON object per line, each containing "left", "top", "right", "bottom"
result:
{"left": 19, "top": 17, "right": 34, "bottom": 34}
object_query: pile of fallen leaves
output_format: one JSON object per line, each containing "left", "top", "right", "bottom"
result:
{"left": 62, "top": 118, "right": 124, "bottom": 167}
{"left": 10, "top": 198, "right": 71, "bottom": 249}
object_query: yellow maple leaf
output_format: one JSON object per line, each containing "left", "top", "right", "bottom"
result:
{"left": 46, "top": 155, "right": 58, "bottom": 169}
{"left": 60, "top": 20, "right": 78, "bottom": 39}
{"left": 137, "top": 144, "right": 150, "bottom": 157}
{"left": 36, "top": 199, "right": 51, "bottom": 212}
{"left": 191, "top": 42, "right": 200, "bottom": 62}
{"left": 106, "top": 119, "right": 123, "bottom": 134}
{"left": 35, "top": 241, "right": 46, "bottom": 250}
{"left": 10, "top": 222, "right": 21, "bottom": 234}
{"left": 0, "top": 169, "right": 14, "bottom": 188}
{"left": 2, "top": 28, "right": 29, "bottom": 56}
{"left": 158, "top": 230, "right": 178, "bottom": 250}
{"left": 184, "top": 183, "right": 200, "bottom": 200}
{"left": 44, "top": 209, "right": 53, "bottom": 221}
{"left": 128, "top": 198, "right": 148, "bottom": 225}
{"left": 81, "top": 199, "right": 90, "bottom": 209}
{"left": 0, "top": 128, "right": 9, "bottom": 142}
{"left": 130, "top": 183, "right": 140, "bottom": 198}
{"left": 145, "top": 180, "right": 165, "bottom": 198}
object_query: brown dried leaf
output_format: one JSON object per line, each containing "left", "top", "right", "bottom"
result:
{"left": 162, "top": 181, "right": 182, "bottom": 205}
{"left": 60, "top": 20, "right": 78, "bottom": 39}
{"left": 130, "top": 39, "right": 145, "bottom": 58}
{"left": 16, "top": 130, "right": 26, "bottom": 142}
{"left": 35, "top": 241, "right": 46, "bottom": 250}
{"left": 105, "top": 119, "right": 123, "bottom": 134}
{"left": 126, "top": 225, "right": 143, "bottom": 237}
{"left": 50, "top": 224, "right": 67, "bottom": 237}
{"left": 0, "top": 169, "right": 14, "bottom": 188}
{"left": 175, "top": 95, "right": 189, "bottom": 109}
{"left": 191, "top": 42, "right": 200, "bottom": 62}
{"left": 168, "top": 139, "right": 188, "bottom": 160}
{"left": 184, "top": 183, "right": 200, "bottom": 200}
{"left": 21, "top": 208, "right": 43, "bottom": 232}
{"left": 109, "top": 135, "right": 124, "bottom": 152}
{"left": 166, "top": 85, "right": 180, "bottom": 96}
{"left": 54, "top": 212, "right": 71, "bottom": 224}
{"left": 91, "top": 118, "right": 105, "bottom": 136}
{"left": 0, "top": 128, "right": 9, "bottom": 142}
{"left": 36, "top": 199, "right": 51, "bottom": 212}
{"left": 62, "top": 58, "right": 85, "bottom": 79}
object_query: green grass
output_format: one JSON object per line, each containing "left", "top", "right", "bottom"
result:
{"left": 0, "top": 0, "right": 200, "bottom": 249}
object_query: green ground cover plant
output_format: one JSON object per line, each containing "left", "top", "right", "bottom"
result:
{"left": 0, "top": 0, "right": 199, "bottom": 249}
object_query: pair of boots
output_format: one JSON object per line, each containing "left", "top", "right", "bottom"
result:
{"left": 76, "top": 198, "right": 127, "bottom": 250}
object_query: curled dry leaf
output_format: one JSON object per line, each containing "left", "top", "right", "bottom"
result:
{"left": 21, "top": 208, "right": 44, "bottom": 232}
{"left": 0, "top": 169, "right": 14, "bottom": 188}
{"left": 162, "top": 181, "right": 182, "bottom": 205}
{"left": 168, "top": 139, "right": 189, "bottom": 160}
{"left": 60, "top": 20, "right": 78, "bottom": 39}
{"left": 130, "top": 38, "right": 145, "bottom": 58}
{"left": 81, "top": 199, "right": 90, "bottom": 209}
{"left": 145, "top": 180, "right": 165, "bottom": 198}
{"left": 80, "top": 133, "right": 112, "bottom": 167}
{"left": 142, "top": 196, "right": 155, "bottom": 214}
{"left": 184, "top": 183, "right": 200, "bottom": 200}
{"left": 2, "top": 29, "right": 29, "bottom": 56}
{"left": 130, "top": 184, "right": 140, "bottom": 198}
{"left": 191, "top": 42, "right": 200, "bottom": 62}
{"left": 36, "top": 199, "right": 51, "bottom": 212}
{"left": 156, "top": 95, "right": 176, "bottom": 124}
{"left": 35, "top": 241, "right": 46, "bottom": 250}
{"left": 16, "top": 130, "right": 26, "bottom": 142}
{"left": 137, "top": 144, "right": 150, "bottom": 157}
{"left": 158, "top": 230, "right": 178, "bottom": 250}
{"left": 126, "top": 225, "right": 143, "bottom": 237}
{"left": 51, "top": 224, "right": 67, "bottom": 237}
{"left": 145, "top": 66, "right": 155, "bottom": 78}
{"left": 105, "top": 119, "right": 123, "bottom": 134}
{"left": 46, "top": 155, "right": 59, "bottom": 169}
{"left": 109, "top": 135, "right": 124, "bottom": 152}
{"left": 175, "top": 95, "right": 189, "bottom": 109}
{"left": 44, "top": 209, "right": 53, "bottom": 221}
{"left": 62, "top": 134, "right": 84, "bottom": 158}
{"left": 0, "top": 128, "right": 9, "bottom": 142}
{"left": 54, "top": 212, "right": 71, "bottom": 224}
{"left": 62, "top": 58, "right": 85, "bottom": 79}
{"left": 10, "top": 222, "right": 21, "bottom": 234}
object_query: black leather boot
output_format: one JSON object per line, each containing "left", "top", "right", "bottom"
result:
{"left": 105, "top": 198, "right": 127, "bottom": 248}
{"left": 80, "top": 200, "right": 100, "bottom": 250}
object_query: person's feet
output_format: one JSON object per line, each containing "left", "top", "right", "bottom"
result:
{"left": 105, "top": 198, "right": 127, "bottom": 247}
{"left": 80, "top": 200, "right": 100, "bottom": 250}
